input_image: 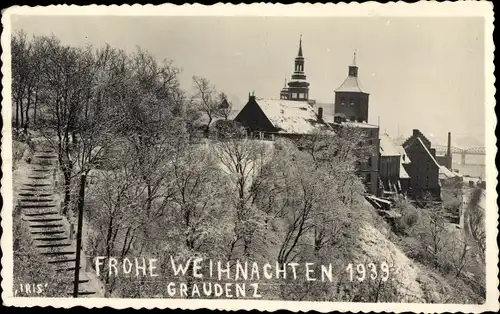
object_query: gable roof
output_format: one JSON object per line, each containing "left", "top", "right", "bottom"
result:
{"left": 415, "top": 137, "right": 441, "bottom": 168}
{"left": 400, "top": 163, "right": 410, "bottom": 179}
{"left": 335, "top": 76, "right": 368, "bottom": 93}
{"left": 254, "top": 98, "right": 333, "bottom": 135}
{"left": 439, "top": 165, "right": 463, "bottom": 179}
{"left": 380, "top": 134, "right": 400, "bottom": 156}
{"left": 397, "top": 145, "right": 411, "bottom": 164}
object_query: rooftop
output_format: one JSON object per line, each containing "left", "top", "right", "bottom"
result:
{"left": 335, "top": 75, "right": 368, "bottom": 93}
{"left": 340, "top": 121, "right": 379, "bottom": 129}
{"left": 439, "top": 165, "right": 463, "bottom": 179}
{"left": 255, "top": 98, "right": 333, "bottom": 135}
{"left": 400, "top": 163, "right": 410, "bottom": 179}
{"left": 416, "top": 137, "right": 441, "bottom": 168}
{"left": 380, "top": 133, "right": 401, "bottom": 157}
{"left": 397, "top": 145, "right": 411, "bottom": 164}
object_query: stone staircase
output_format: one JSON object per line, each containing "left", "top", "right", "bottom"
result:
{"left": 17, "top": 148, "right": 101, "bottom": 297}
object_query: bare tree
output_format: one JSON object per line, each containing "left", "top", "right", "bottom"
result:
{"left": 192, "top": 76, "right": 222, "bottom": 137}
{"left": 211, "top": 137, "right": 271, "bottom": 260}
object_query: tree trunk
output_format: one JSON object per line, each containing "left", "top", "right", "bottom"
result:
{"left": 15, "top": 99, "right": 20, "bottom": 130}
{"left": 73, "top": 173, "right": 87, "bottom": 298}
{"left": 61, "top": 164, "right": 72, "bottom": 216}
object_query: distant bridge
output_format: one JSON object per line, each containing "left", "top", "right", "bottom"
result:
{"left": 433, "top": 145, "right": 486, "bottom": 164}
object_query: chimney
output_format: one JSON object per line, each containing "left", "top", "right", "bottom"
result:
{"left": 447, "top": 132, "right": 452, "bottom": 157}
{"left": 317, "top": 107, "right": 323, "bottom": 121}
{"left": 249, "top": 91, "right": 256, "bottom": 102}
{"left": 413, "top": 129, "right": 419, "bottom": 137}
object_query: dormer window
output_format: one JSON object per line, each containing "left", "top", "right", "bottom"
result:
{"left": 340, "top": 98, "right": 346, "bottom": 106}
{"left": 349, "top": 99, "right": 354, "bottom": 106}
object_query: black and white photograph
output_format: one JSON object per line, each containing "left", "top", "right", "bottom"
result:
{"left": 1, "top": 3, "right": 497, "bottom": 312}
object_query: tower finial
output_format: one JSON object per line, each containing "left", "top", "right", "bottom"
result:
{"left": 298, "top": 34, "right": 303, "bottom": 57}
{"left": 353, "top": 49, "right": 357, "bottom": 66}
{"left": 284, "top": 78, "right": 287, "bottom": 87}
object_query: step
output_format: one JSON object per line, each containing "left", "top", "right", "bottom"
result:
{"left": 20, "top": 199, "right": 55, "bottom": 203}
{"left": 56, "top": 266, "right": 80, "bottom": 272}
{"left": 24, "top": 211, "right": 59, "bottom": 217}
{"left": 48, "top": 258, "right": 76, "bottom": 264}
{"left": 41, "top": 251, "right": 75, "bottom": 256}
{"left": 31, "top": 230, "right": 65, "bottom": 235}
{"left": 67, "top": 291, "right": 96, "bottom": 296}
{"left": 19, "top": 193, "right": 53, "bottom": 197}
{"left": 33, "top": 169, "right": 51, "bottom": 172}
{"left": 34, "top": 155, "right": 57, "bottom": 159}
{"left": 27, "top": 218, "right": 63, "bottom": 223}
{"left": 24, "top": 183, "right": 51, "bottom": 187}
{"left": 21, "top": 204, "right": 56, "bottom": 208}
{"left": 34, "top": 237, "right": 68, "bottom": 242}
{"left": 29, "top": 224, "right": 63, "bottom": 229}
{"left": 72, "top": 279, "right": 90, "bottom": 284}
{"left": 36, "top": 243, "right": 72, "bottom": 248}
{"left": 28, "top": 176, "right": 50, "bottom": 180}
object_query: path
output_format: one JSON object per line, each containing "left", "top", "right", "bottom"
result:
{"left": 16, "top": 145, "right": 104, "bottom": 297}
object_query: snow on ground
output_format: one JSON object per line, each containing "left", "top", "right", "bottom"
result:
{"left": 356, "top": 222, "right": 425, "bottom": 302}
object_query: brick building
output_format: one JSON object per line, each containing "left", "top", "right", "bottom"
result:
{"left": 402, "top": 129, "right": 442, "bottom": 202}
{"left": 330, "top": 54, "right": 380, "bottom": 196}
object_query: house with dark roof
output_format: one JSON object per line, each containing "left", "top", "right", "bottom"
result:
{"left": 234, "top": 93, "right": 333, "bottom": 140}
{"left": 402, "top": 129, "right": 442, "bottom": 202}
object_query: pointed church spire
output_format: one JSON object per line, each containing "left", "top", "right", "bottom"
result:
{"left": 298, "top": 34, "right": 303, "bottom": 57}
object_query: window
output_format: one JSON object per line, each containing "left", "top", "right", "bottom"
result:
{"left": 349, "top": 98, "right": 354, "bottom": 106}
{"left": 298, "top": 93, "right": 304, "bottom": 99}
{"left": 367, "top": 158, "right": 372, "bottom": 167}
{"left": 340, "top": 98, "right": 346, "bottom": 106}
{"left": 365, "top": 174, "right": 371, "bottom": 183}
{"left": 291, "top": 92, "right": 298, "bottom": 99}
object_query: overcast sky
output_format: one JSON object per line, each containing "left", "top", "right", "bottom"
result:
{"left": 11, "top": 15, "right": 486, "bottom": 147}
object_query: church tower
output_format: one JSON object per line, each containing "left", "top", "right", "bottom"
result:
{"left": 334, "top": 52, "right": 370, "bottom": 122}
{"left": 280, "top": 35, "right": 310, "bottom": 101}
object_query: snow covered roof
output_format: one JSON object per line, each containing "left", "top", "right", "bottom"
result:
{"left": 255, "top": 98, "right": 333, "bottom": 135}
{"left": 416, "top": 138, "right": 441, "bottom": 168}
{"left": 399, "top": 163, "right": 410, "bottom": 179}
{"left": 341, "top": 121, "right": 379, "bottom": 129}
{"left": 397, "top": 145, "right": 411, "bottom": 164}
{"left": 439, "top": 165, "right": 463, "bottom": 179}
{"left": 380, "top": 134, "right": 400, "bottom": 156}
{"left": 335, "top": 76, "right": 367, "bottom": 93}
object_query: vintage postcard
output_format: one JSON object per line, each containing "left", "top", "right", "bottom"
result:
{"left": 1, "top": 2, "right": 498, "bottom": 312}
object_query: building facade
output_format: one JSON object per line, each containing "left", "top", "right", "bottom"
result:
{"left": 379, "top": 133, "right": 402, "bottom": 197}
{"left": 329, "top": 55, "right": 379, "bottom": 196}
{"left": 333, "top": 53, "right": 370, "bottom": 123}
{"left": 330, "top": 117, "right": 380, "bottom": 196}
{"left": 402, "top": 129, "right": 442, "bottom": 202}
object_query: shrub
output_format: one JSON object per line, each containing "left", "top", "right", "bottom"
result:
{"left": 391, "top": 199, "right": 420, "bottom": 236}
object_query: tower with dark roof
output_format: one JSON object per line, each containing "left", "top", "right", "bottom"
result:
{"left": 334, "top": 52, "right": 370, "bottom": 123}
{"left": 280, "top": 35, "right": 310, "bottom": 101}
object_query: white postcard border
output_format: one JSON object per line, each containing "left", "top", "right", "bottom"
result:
{"left": 1, "top": 2, "right": 497, "bottom": 312}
